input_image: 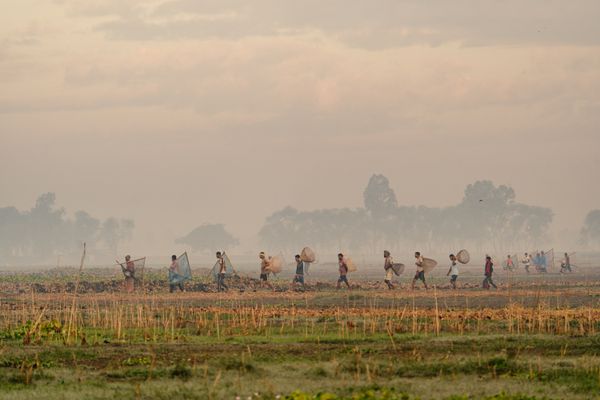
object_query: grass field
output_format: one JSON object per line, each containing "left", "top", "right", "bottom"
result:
{"left": 1, "top": 267, "right": 600, "bottom": 399}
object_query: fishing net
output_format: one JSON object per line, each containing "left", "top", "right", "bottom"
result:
{"left": 545, "top": 248, "right": 555, "bottom": 270}
{"left": 210, "top": 252, "right": 236, "bottom": 282}
{"left": 301, "top": 247, "right": 316, "bottom": 263}
{"left": 118, "top": 257, "right": 146, "bottom": 279}
{"left": 422, "top": 258, "right": 437, "bottom": 273}
{"left": 268, "top": 255, "right": 284, "bottom": 274}
{"left": 169, "top": 252, "right": 192, "bottom": 284}
{"left": 304, "top": 262, "right": 312, "bottom": 275}
{"left": 344, "top": 257, "right": 357, "bottom": 272}
{"left": 391, "top": 263, "right": 405, "bottom": 276}
{"left": 456, "top": 249, "right": 470, "bottom": 264}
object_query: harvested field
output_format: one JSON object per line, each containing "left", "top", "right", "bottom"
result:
{"left": 1, "top": 267, "right": 600, "bottom": 399}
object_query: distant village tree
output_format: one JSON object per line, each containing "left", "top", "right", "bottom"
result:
{"left": 580, "top": 210, "right": 600, "bottom": 248}
{"left": 176, "top": 223, "right": 239, "bottom": 253}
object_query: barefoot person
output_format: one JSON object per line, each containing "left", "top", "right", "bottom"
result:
{"left": 292, "top": 254, "right": 306, "bottom": 291}
{"left": 504, "top": 255, "right": 515, "bottom": 271}
{"left": 337, "top": 253, "right": 350, "bottom": 290}
{"left": 482, "top": 256, "right": 497, "bottom": 289}
{"left": 123, "top": 255, "right": 135, "bottom": 293}
{"left": 383, "top": 250, "right": 395, "bottom": 289}
{"left": 259, "top": 252, "right": 274, "bottom": 290}
{"left": 446, "top": 254, "right": 459, "bottom": 289}
{"left": 560, "top": 252, "right": 572, "bottom": 273}
{"left": 522, "top": 253, "right": 531, "bottom": 274}
{"left": 411, "top": 251, "right": 429, "bottom": 290}
{"left": 216, "top": 251, "right": 228, "bottom": 292}
{"left": 168, "top": 254, "right": 185, "bottom": 293}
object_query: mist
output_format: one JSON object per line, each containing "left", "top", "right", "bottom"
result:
{"left": 1, "top": 1, "right": 600, "bottom": 265}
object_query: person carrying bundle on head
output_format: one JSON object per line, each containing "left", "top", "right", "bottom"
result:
{"left": 337, "top": 253, "right": 350, "bottom": 290}
{"left": 560, "top": 252, "right": 572, "bottom": 273}
{"left": 292, "top": 254, "right": 306, "bottom": 291}
{"left": 411, "top": 251, "right": 429, "bottom": 290}
{"left": 482, "top": 256, "right": 497, "bottom": 289}
{"left": 383, "top": 250, "right": 395, "bottom": 289}
{"left": 169, "top": 254, "right": 185, "bottom": 293}
{"left": 259, "top": 252, "right": 274, "bottom": 291}
{"left": 216, "top": 251, "right": 228, "bottom": 292}
{"left": 446, "top": 254, "right": 459, "bottom": 289}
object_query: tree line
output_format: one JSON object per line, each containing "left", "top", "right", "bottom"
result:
{"left": 0, "top": 193, "right": 134, "bottom": 263}
{"left": 258, "top": 175, "right": 556, "bottom": 254}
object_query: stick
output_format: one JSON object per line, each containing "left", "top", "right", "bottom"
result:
{"left": 67, "top": 242, "right": 86, "bottom": 344}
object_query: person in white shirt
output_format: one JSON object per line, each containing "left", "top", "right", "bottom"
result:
{"left": 383, "top": 250, "right": 395, "bottom": 290}
{"left": 560, "top": 253, "right": 572, "bottom": 273}
{"left": 411, "top": 251, "right": 428, "bottom": 290}
{"left": 522, "top": 253, "right": 531, "bottom": 274}
{"left": 446, "top": 254, "right": 459, "bottom": 289}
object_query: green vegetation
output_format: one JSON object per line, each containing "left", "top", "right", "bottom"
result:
{"left": 1, "top": 270, "right": 600, "bottom": 399}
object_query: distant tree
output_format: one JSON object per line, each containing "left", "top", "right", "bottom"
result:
{"left": 28, "top": 193, "right": 66, "bottom": 259}
{"left": 258, "top": 177, "right": 555, "bottom": 255}
{"left": 581, "top": 210, "right": 600, "bottom": 248}
{"left": 363, "top": 174, "right": 398, "bottom": 219}
{"left": 98, "top": 218, "right": 135, "bottom": 255}
{"left": 176, "top": 223, "right": 239, "bottom": 253}
{"left": 0, "top": 206, "right": 25, "bottom": 258}
{"left": 258, "top": 207, "right": 301, "bottom": 252}
{"left": 71, "top": 210, "right": 101, "bottom": 248}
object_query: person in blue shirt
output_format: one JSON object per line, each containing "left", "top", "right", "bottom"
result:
{"left": 292, "top": 254, "right": 306, "bottom": 291}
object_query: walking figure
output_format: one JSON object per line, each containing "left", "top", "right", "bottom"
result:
{"left": 482, "top": 256, "right": 497, "bottom": 289}
{"left": 216, "top": 251, "right": 228, "bottom": 292}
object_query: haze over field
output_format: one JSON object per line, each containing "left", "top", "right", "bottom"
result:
{"left": 1, "top": 1, "right": 600, "bottom": 259}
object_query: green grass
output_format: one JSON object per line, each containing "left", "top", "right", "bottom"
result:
{"left": 0, "top": 334, "right": 599, "bottom": 399}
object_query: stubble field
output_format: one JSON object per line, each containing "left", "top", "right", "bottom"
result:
{"left": 1, "top": 265, "right": 599, "bottom": 400}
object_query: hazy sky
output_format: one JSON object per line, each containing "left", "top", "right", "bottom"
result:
{"left": 1, "top": 0, "right": 600, "bottom": 255}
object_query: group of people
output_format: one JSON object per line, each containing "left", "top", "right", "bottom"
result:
{"left": 520, "top": 252, "right": 549, "bottom": 273}
{"left": 120, "top": 248, "right": 573, "bottom": 293}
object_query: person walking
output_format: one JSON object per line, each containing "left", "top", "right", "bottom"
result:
{"left": 411, "top": 251, "right": 429, "bottom": 290}
{"left": 169, "top": 254, "right": 185, "bottom": 293}
{"left": 337, "top": 253, "right": 350, "bottom": 290}
{"left": 216, "top": 251, "right": 228, "bottom": 292}
{"left": 292, "top": 254, "right": 306, "bottom": 291}
{"left": 259, "top": 252, "right": 274, "bottom": 290}
{"left": 123, "top": 255, "right": 135, "bottom": 293}
{"left": 446, "top": 254, "right": 459, "bottom": 289}
{"left": 383, "top": 250, "right": 395, "bottom": 289}
{"left": 482, "top": 256, "right": 497, "bottom": 289}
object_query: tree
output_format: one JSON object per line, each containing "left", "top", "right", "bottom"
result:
{"left": 258, "top": 176, "right": 554, "bottom": 255}
{"left": 363, "top": 174, "right": 398, "bottom": 219}
{"left": 0, "top": 193, "right": 135, "bottom": 263}
{"left": 28, "top": 193, "right": 66, "bottom": 259}
{"left": 98, "top": 218, "right": 135, "bottom": 255}
{"left": 176, "top": 223, "right": 238, "bottom": 253}
{"left": 581, "top": 210, "right": 600, "bottom": 248}
{"left": 0, "top": 206, "right": 25, "bottom": 258}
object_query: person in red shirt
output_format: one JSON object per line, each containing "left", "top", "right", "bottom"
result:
{"left": 482, "top": 256, "right": 497, "bottom": 289}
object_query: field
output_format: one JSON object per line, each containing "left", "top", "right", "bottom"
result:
{"left": 1, "top": 265, "right": 600, "bottom": 400}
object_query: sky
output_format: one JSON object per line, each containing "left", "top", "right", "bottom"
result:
{"left": 1, "top": 0, "right": 600, "bottom": 256}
